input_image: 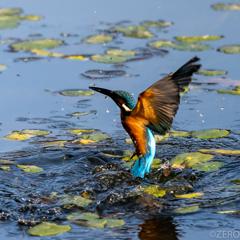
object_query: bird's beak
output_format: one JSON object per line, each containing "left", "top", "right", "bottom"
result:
{"left": 89, "top": 86, "right": 117, "bottom": 99}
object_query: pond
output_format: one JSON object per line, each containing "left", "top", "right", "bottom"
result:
{"left": 0, "top": 0, "right": 240, "bottom": 239}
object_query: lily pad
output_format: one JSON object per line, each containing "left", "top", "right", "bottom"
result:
{"left": 0, "top": 160, "right": 16, "bottom": 165}
{"left": 63, "top": 55, "right": 87, "bottom": 60}
{"left": 66, "top": 129, "right": 95, "bottom": 134}
{"left": 43, "top": 141, "right": 67, "bottom": 147}
{"left": 169, "top": 130, "right": 190, "bottom": 137}
{"left": 217, "top": 210, "right": 237, "bottom": 213}
{"left": 27, "top": 222, "right": 71, "bottom": 236}
{"left": 84, "top": 132, "right": 110, "bottom": 142}
{"left": 82, "top": 70, "right": 126, "bottom": 79}
{"left": 218, "top": 45, "right": 240, "bottom": 54}
{"left": 172, "top": 42, "right": 212, "bottom": 51}
{"left": 148, "top": 40, "right": 174, "bottom": 48}
{"left": 0, "top": 8, "right": 21, "bottom": 16}
{"left": 175, "top": 192, "right": 204, "bottom": 199}
{"left": 106, "top": 49, "right": 135, "bottom": 56}
{"left": 105, "top": 219, "right": 125, "bottom": 228}
{"left": 11, "top": 39, "right": 63, "bottom": 50}
{"left": 87, "top": 219, "right": 107, "bottom": 228}
{"left": 4, "top": 131, "right": 32, "bottom": 141}
{"left": 91, "top": 54, "right": 127, "bottom": 64}
{"left": 70, "top": 111, "right": 91, "bottom": 116}
{"left": 155, "top": 133, "right": 169, "bottom": 142}
{"left": 60, "top": 90, "right": 94, "bottom": 96}
{"left": 180, "top": 87, "right": 189, "bottom": 94}
{"left": 198, "top": 149, "right": 240, "bottom": 155}
{"left": 83, "top": 35, "right": 113, "bottom": 44}
{"left": 231, "top": 179, "right": 240, "bottom": 183}
{"left": 21, "top": 129, "right": 50, "bottom": 135}
{"left": 218, "top": 89, "right": 240, "bottom": 95}
{"left": 136, "top": 185, "right": 166, "bottom": 198}
{"left": 1, "top": 166, "right": 10, "bottom": 171}
{"left": 30, "top": 49, "right": 64, "bottom": 57}
{"left": 115, "top": 26, "right": 153, "bottom": 39}
{"left": 175, "top": 35, "right": 222, "bottom": 43}
{"left": 197, "top": 70, "right": 227, "bottom": 76}
{"left": 17, "top": 165, "right": 43, "bottom": 173}
{"left": 171, "top": 152, "right": 212, "bottom": 167}
{"left": 57, "top": 195, "right": 92, "bottom": 207}
{"left": 0, "top": 64, "right": 7, "bottom": 70}
{"left": 192, "top": 161, "right": 226, "bottom": 172}
{"left": 174, "top": 205, "right": 199, "bottom": 213}
{"left": 141, "top": 20, "right": 172, "bottom": 28}
{"left": 191, "top": 129, "right": 229, "bottom": 139}
{"left": 71, "top": 139, "right": 96, "bottom": 145}
{"left": 212, "top": 3, "right": 240, "bottom": 11}
{"left": 0, "top": 21, "right": 18, "bottom": 30}
{"left": 67, "top": 212, "right": 99, "bottom": 220}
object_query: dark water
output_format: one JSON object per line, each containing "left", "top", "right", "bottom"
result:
{"left": 1, "top": 0, "right": 240, "bottom": 239}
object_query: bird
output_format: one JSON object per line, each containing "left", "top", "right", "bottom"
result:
{"left": 89, "top": 57, "right": 201, "bottom": 178}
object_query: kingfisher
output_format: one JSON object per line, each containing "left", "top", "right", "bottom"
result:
{"left": 89, "top": 57, "right": 201, "bottom": 178}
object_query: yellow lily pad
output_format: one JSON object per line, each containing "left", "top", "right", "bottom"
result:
{"left": 0, "top": 8, "right": 21, "bottom": 16}
{"left": 106, "top": 49, "right": 135, "bottom": 56}
{"left": 67, "top": 212, "right": 99, "bottom": 220}
{"left": 198, "top": 149, "right": 240, "bottom": 155}
{"left": 217, "top": 210, "right": 237, "bottom": 213}
{"left": 70, "top": 111, "right": 91, "bottom": 116}
{"left": 43, "top": 140, "right": 67, "bottom": 147}
{"left": 175, "top": 35, "right": 222, "bottom": 43}
{"left": 154, "top": 133, "right": 169, "bottom": 142}
{"left": 0, "top": 64, "right": 7, "bottom": 70}
{"left": 11, "top": 39, "right": 63, "bottom": 50}
{"left": 91, "top": 54, "right": 127, "bottom": 64}
{"left": 191, "top": 129, "right": 229, "bottom": 139}
{"left": 83, "top": 34, "right": 113, "bottom": 44}
{"left": 174, "top": 205, "right": 199, "bottom": 213}
{"left": 30, "top": 49, "right": 64, "bottom": 57}
{"left": 105, "top": 219, "right": 125, "bottom": 228}
{"left": 197, "top": 70, "right": 227, "bottom": 76}
{"left": 172, "top": 42, "right": 212, "bottom": 51}
{"left": 66, "top": 129, "right": 95, "bottom": 134}
{"left": 192, "top": 161, "right": 226, "bottom": 172}
{"left": 150, "top": 159, "right": 162, "bottom": 169}
{"left": 140, "top": 20, "right": 172, "bottom": 28}
{"left": 87, "top": 219, "right": 107, "bottom": 228}
{"left": 148, "top": 40, "right": 174, "bottom": 48}
{"left": 17, "top": 165, "right": 43, "bottom": 173}
{"left": 21, "top": 129, "right": 50, "bottom": 135}
{"left": 115, "top": 26, "right": 153, "bottom": 38}
{"left": 169, "top": 130, "right": 190, "bottom": 137}
{"left": 4, "top": 131, "right": 32, "bottom": 141}
{"left": 218, "top": 45, "right": 240, "bottom": 54}
{"left": 27, "top": 222, "right": 71, "bottom": 236}
{"left": 71, "top": 139, "right": 96, "bottom": 145}
{"left": 60, "top": 90, "right": 94, "bottom": 96}
{"left": 84, "top": 132, "right": 109, "bottom": 142}
{"left": 212, "top": 3, "right": 240, "bottom": 11}
{"left": 63, "top": 55, "right": 87, "bottom": 60}
{"left": 136, "top": 185, "right": 166, "bottom": 198}
{"left": 1, "top": 166, "right": 10, "bottom": 171}
{"left": 171, "top": 152, "right": 212, "bottom": 167}
{"left": 0, "top": 160, "right": 15, "bottom": 165}
{"left": 180, "top": 87, "right": 190, "bottom": 94}
{"left": 57, "top": 195, "right": 92, "bottom": 207}
{"left": 175, "top": 192, "right": 204, "bottom": 199}
{"left": 122, "top": 155, "right": 138, "bottom": 161}
{"left": 218, "top": 89, "right": 240, "bottom": 95}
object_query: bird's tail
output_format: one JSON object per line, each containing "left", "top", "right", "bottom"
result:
{"left": 171, "top": 56, "right": 201, "bottom": 92}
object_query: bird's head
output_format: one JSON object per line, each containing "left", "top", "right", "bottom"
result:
{"left": 89, "top": 87, "right": 136, "bottom": 113}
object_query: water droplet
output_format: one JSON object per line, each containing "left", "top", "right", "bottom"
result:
{"left": 90, "top": 83, "right": 93, "bottom": 85}
{"left": 100, "top": 71, "right": 102, "bottom": 73}
{"left": 93, "top": 84, "right": 96, "bottom": 86}
{"left": 197, "top": 110, "right": 199, "bottom": 112}
{"left": 108, "top": 66, "right": 111, "bottom": 69}
{"left": 106, "top": 109, "right": 110, "bottom": 113}
{"left": 62, "top": 108, "right": 64, "bottom": 111}
{"left": 202, "top": 120, "right": 205, "bottom": 123}
{"left": 94, "top": 11, "right": 96, "bottom": 13}
{"left": 105, "top": 96, "right": 108, "bottom": 99}
{"left": 95, "top": 19, "right": 97, "bottom": 21}
{"left": 92, "top": 29, "right": 94, "bottom": 31}
{"left": 114, "top": 119, "right": 116, "bottom": 121}
{"left": 103, "top": 43, "right": 105, "bottom": 46}
{"left": 200, "top": 113, "right": 203, "bottom": 117}
{"left": 221, "top": 107, "right": 224, "bottom": 110}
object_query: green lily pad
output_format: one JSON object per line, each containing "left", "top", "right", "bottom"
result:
{"left": 87, "top": 219, "right": 107, "bottom": 228}
{"left": 60, "top": 90, "right": 94, "bottom": 96}
{"left": 198, "top": 149, "right": 240, "bottom": 155}
{"left": 66, "top": 129, "right": 95, "bottom": 134}
{"left": 67, "top": 212, "right": 99, "bottom": 220}
{"left": 192, "top": 161, "right": 226, "bottom": 172}
{"left": 0, "top": 8, "right": 21, "bottom": 16}
{"left": 1, "top": 166, "right": 10, "bottom": 171}
{"left": 17, "top": 165, "right": 43, "bottom": 173}
{"left": 212, "top": 3, "right": 240, "bottom": 11}
{"left": 91, "top": 54, "right": 127, "bottom": 64}
{"left": 115, "top": 26, "right": 153, "bottom": 39}
{"left": 106, "top": 49, "right": 135, "bottom": 56}
{"left": 197, "top": 70, "right": 227, "bottom": 76}
{"left": 174, "top": 205, "right": 199, "bottom": 213}
{"left": 43, "top": 140, "right": 67, "bottom": 147}
{"left": 30, "top": 49, "right": 64, "bottom": 57}
{"left": 231, "top": 179, "right": 240, "bottom": 183}
{"left": 21, "top": 129, "right": 50, "bottom": 135}
{"left": 172, "top": 42, "right": 212, "bottom": 51}
{"left": 180, "top": 87, "right": 190, "bottom": 94}
{"left": 70, "top": 111, "right": 91, "bottom": 116}
{"left": 151, "top": 159, "right": 162, "bottom": 169}
{"left": 105, "top": 219, "right": 125, "bottom": 228}
{"left": 155, "top": 133, "right": 169, "bottom": 142}
{"left": 136, "top": 185, "right": 166, "bottom": 198}
{"left": 0, "top": 21, "right": 18, "bottom": 30}
{"left": 218, "top": 45, "right": 240, "bottom": 54}
{"left": 171, "top": 152, "right": 212, "bottom": 167}
{"left": 57, "top": 195, "right": 92, "bottom": 207}
{"left": 140, "top": 20, "right": 172, "bottom": 28}
{"left": 123, "top": 158, "right": 161, "bottom": 169}
{"left": 4, "top": 131, "right": 32, "bottom": 141}
{"left": 169, "top": 130, "right": 190, "bottom": 137}
{"left": 175, "top": 35, "right": 222, "bottom": 43}
{"left": 191, "top": 129, "right": 229, "bottom": 139}
{"left": 27, "top": 222, "right": 71, "bottom": 236}
{"left": 83, "top": 34, "right": 113, "bottom": 44}
{"left": 11, "top": 39, "right": 63, "bottom": 50}
{"left": 0, "top": 64, "right": 7, "bottom": 71}
{"left": 217, "top": 210, "right": 237, "bottom": 213}
{"left": 84, "top": 132, "right": 110, "bottom": 142}
{"left": 218, "top": 89, "right": 240, "bottom": 95}
{"left": 122, "top": 155, "right": 138, "bottom": 162}
{"left": 148, "top": 40, "right": 174, "bottom": 48}
{"left": 175, "top": 192, "right": 204, "bottom": 199}
{"left": 0, "top": 160, "right": 16, "bottom": 165}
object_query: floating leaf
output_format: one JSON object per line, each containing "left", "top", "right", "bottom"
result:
{"left": 217, "top": 210, "right": 237, "bottom": 213}
{"left": 192, "top": 161, "right": 226, "bottom": 172}
{"left": 87, "top": 219, "right": 107, "bottom": 228}
{"left": 106, "top": 49, "right": 135, "bottom": 56}
{"left": 175, "top": 192, "right": 204, "bottom": 199}
{"left": 57, "top": 195, "right": 92, "bottom": 207}
{"left": 218, "top": 89, "right": 240, "bottom": 95}
{"left": 71, "top": 139, "right": 96, "bottom": 145}
{"left": 125, "top": 138, "right": 133, "bottom": 143}
{"left": 191, "top": 129, "right": 229, "bottom": 139}
{"left": 136, "top": 185, "right": 166, "bottom": 198}
{"left": 148, "top": 40, "right": 173, "bottom": 48}
{"left": 66, "top": 129, "right": 95, "bottom": 134}
{"left": 91, "top": 54, "right": 127, "bottom": 64}
{"left": 172, "top": 42, "right": 212, "bottom": 51}
{"left": 70, "top": 111, "right": 91, "bottom": 116}
{"left": 0, "top": 8, "right": 21, "bottom": 16}
{"left": 122, "top": 155, "right": 138, "bottom": 162}
{"left": 218, "top": 45, "right": 240, "bottom": 54}
{"left": 115, "top": 26, "right": 153, "bottom": 39}
{"left": 174, "top": 205, "right": 199, "bottom": 213}
{"left": 197, "top": 70, "right": 227, "bottom": 76}
{"left": 231, "top": 179, "right": 240, "bottom": 183}
{"left": 27, "top": 222, "right": 71, "bottom": 236}
{"left": 83, "top": 34, "right": 113, "bottom": 44}
{"left": 0, "top": 21, "right": 18, "bottom": 30}
{"left": 198, "top": 149, "right": 240, "bottom": 155}
{"left": 4, "top": 131, "right": 32, "bottom": 141}
{"left": 86, "top": 132, "right": 110, "bottom": 141}
{"left": 21, "top": 129, "right": 50, "bottom": 135}
{"left": 30, "top": 49, "right": 64, "bottom": 57}
{"left": 60, "top": 90, "right": 94, "bottom": 96}
{"left": 175, "top": 35, "right": 222, "bottom": 43}
{"left": 212, "top": 3, "right": 240, "bottom": 11}
{"left": 1, "top": 166, "right": 10, "bottom": 171}
{"left": 151, "top": 159, "right": 162, "bottom": 169}
{"left": 105, "top": 219, "right": 125, "bottom": 228}
{"left": 141, "top": 20, "right": 172, "bottom": 28}
{"left": 67, "top": 212, "right": 99, "bottom": 220}
{"left": 63, "top": 55, "right": 87, "bottom": 60}
{"left": 82, "top": 70, "right": 126, "bottom": 79}
{"left": 171, "top": 152, "right": 212, "bottom": 167}
{"left": 180, "top": 87, "right": 189, "bottom": 94}
{"left": 11, "top": 39, "right": 63, "bottom": 50}
{"left": 169, "top": 130, "right": 190, "bottom": 137}
{"left": 0, "top": 64, "right": 7, "bottom": 70}
{"left": 43, "top": 141, "right": 67, "bottom": 147}
{"left": 17, "top": 165, "right": 43, "bottom": 173}
{"left": 0, "top": 160, "right": 15, "bottom": 165}
{"left": 155, "top": 133, "right": 169, "bottom": 142}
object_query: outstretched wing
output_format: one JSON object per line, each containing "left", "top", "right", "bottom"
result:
{"left": 131, "top": 57, "right": 201, "bottom": 135}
